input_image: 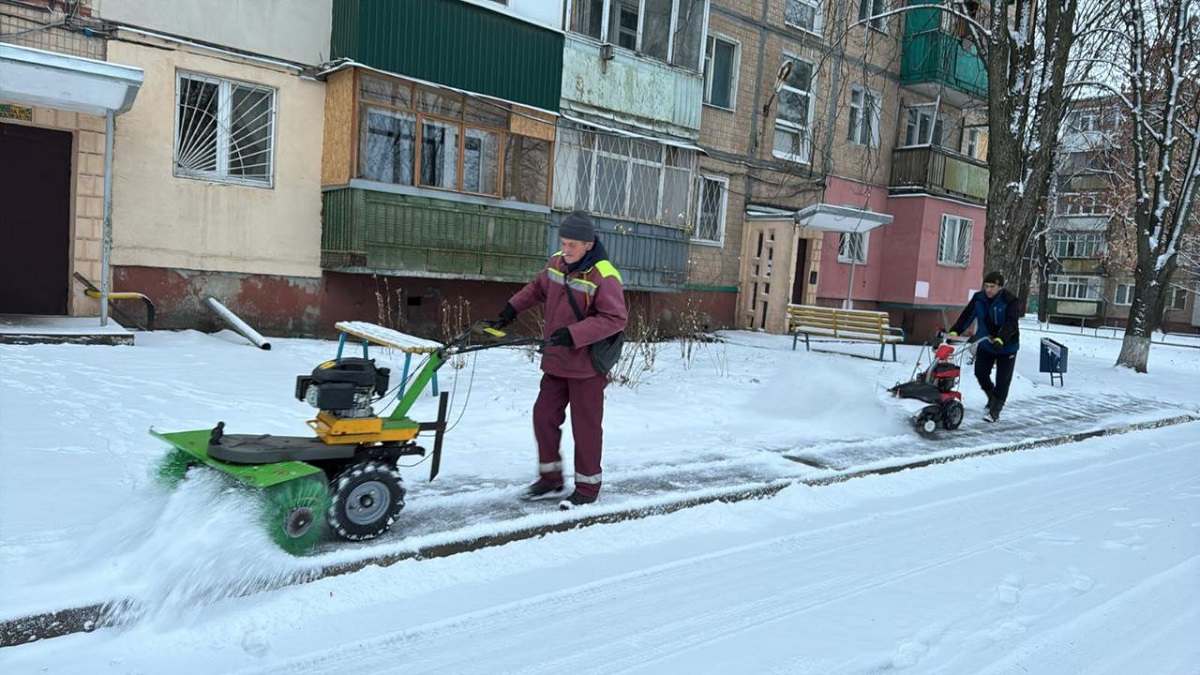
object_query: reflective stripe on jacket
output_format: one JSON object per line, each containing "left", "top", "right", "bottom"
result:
{"left": 509, "top": 248, "right": 628, "bottom": 378}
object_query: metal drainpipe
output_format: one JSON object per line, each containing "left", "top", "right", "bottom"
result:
{"left": 100, "top": 109, "right": 114, "bottom": 326}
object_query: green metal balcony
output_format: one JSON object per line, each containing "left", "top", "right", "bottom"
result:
{"left": 331, "top": 0, "right": 563, "bottom": 111}
{"left": 321, "top": 187, "right": 549, "bottom": 282}
{"left": 890, "top": 146, "right": 989, "bottom": 203}
{"left": 321, "top": 187, "right": 690, "bottom": 291}
{"left": 900, "top": 1, "right": 988, "bottom": 107}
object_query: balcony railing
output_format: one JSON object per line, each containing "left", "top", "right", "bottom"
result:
{"left": 900, "top": 28, "right": 987, "bottom": 106}
{"left": 890, "top": 146, "right": 989, "bottom": 202}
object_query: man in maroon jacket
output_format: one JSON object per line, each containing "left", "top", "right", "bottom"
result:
{"left": 490, "top": 210, "right": 628, "bottom": 509}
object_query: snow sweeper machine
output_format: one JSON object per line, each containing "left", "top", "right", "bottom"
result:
{"left": 151, "top": 321, "right": 540, "bottom": 555}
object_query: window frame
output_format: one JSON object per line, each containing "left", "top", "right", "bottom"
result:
{"left": 772, "top": 56, "right": 817, "bottom": 164}
{"left": 784, "top": 0, "right": 823, "bottom": 35}
{"left": 703, "top": 33, "right": 740, "bottom": 111}
{"left": 837, "top": 231, "right": 869, "bottom": 264}
{"left": 858, "top": 0, "right": 888, "bottom": 33}
{"left": 1048, "top": 275, "right": 1102, "bottom": 301}
{"left": 355, "top": 74, "right": 554, "bottom": 204}
{"left": 173, "top": 70, "right": 277, "bottom": 188}
{"left": 1049, "top": 231, "right": 1105, "bottom": 259}
{"left": 937, "top": 214, "right": 973, "bottom": 267}
{"left": 554, "top": 126, "right": 698, "bottom": 227}
{"left": 1114, "top": 283, "right": 1134, "bottom": 306}
{"left": 568, "top": 0, "right": 707, "bottom": 71}
{"left": 693, "top": 174, "right": 728, "bottom": 245}
{"left": 901, "top": 105, "right": 947, "bottom": 148}
{"left": 1169, "top": 286, "right": 1188, "bottom": 310}
{"left": 847, "top": 84, "right": 881, "bottom": 148}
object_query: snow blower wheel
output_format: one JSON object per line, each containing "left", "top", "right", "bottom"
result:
{"left": 262, "top": 475, "right": 332, "bottom": 556}
{"left": 942, "top": 400, "right": 965, "bottom": 430}
{"left": 915, "top": 407, "right": 940, "bottom": 438}
{"left": 328, "top": 460, "right": 406, "bottom": 541}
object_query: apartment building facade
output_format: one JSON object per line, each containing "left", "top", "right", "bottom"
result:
{"left": 1043, "top": 98, "right": 1199, "bottom": 334}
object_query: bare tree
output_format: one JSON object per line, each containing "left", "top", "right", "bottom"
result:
{"left": 1103, "top": 0, "right": 1200, "bottom": 371}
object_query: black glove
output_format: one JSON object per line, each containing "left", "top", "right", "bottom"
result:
{"left": 548, "top": 327, "right": 575, "bottom": 347}
{"left": 490, "top": 303, "right": 517, "bottom": 329}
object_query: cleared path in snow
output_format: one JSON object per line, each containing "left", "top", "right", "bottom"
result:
{"left": 191, "top": 425, "right": 1200, "bottom": 675}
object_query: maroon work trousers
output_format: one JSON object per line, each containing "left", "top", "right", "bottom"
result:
{"left": 532, "top": 372, "right": 608, "bottom": 498}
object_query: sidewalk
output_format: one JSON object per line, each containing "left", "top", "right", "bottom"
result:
{"left": 0, "top": 315, "right": 134, "bottom": 346}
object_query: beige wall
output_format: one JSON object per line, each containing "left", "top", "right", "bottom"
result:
{"left": 93, "top": 0, "right": 332, "bottom": 65}
{"left": 107, "top": 38, "right": 325, "bottom": 278}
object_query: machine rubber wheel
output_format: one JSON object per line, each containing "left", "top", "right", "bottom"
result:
{"left": 153, "top": 448, "right": 196, "bottom": 489}
{"left": 262, "top": 475, "right": 331, "bottom": 556}
{"left": 942, "top": 400, "right": 965, "bottom": 430}
{"left": 915, "top": 407, "right": 940, "bottom": 438}
{"left": 328, "top": 460, "right": 406, "bottom": 541}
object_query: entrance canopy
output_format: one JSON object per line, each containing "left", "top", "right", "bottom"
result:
{"left": 0, "top": 43, "right": 143, "bottom": 116}
{"left": 794, "top": 204, "right": 892, "bottom": 233}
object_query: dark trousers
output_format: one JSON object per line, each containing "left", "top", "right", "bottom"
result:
{"left": 532, "top": 372, "right": 608, "bottom": 498}
{"left": 974, "top": 349, "right": 1016, "bottom": 406}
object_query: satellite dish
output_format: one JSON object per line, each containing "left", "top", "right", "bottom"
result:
{"left": 774, "top": 61, "right": 793, "bottom": 92}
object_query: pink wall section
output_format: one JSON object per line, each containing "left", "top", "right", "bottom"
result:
{"left": 816, "top": 176, "right": 988, "bottom": 310}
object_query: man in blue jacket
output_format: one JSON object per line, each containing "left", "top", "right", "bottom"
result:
{"left": 948, "top": 271, "right": 1021, "bottom": 422}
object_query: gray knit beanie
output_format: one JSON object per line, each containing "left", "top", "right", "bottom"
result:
{"left": 558, "top": 210, "right": 596, "bottom": 242}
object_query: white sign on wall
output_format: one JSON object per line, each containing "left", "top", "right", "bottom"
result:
{"left": 914, "top": 280, "right": 929, "bottom": 298}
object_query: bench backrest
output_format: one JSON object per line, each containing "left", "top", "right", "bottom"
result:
{"left": 787, "top": 305, "right": 892, "bottom": 340}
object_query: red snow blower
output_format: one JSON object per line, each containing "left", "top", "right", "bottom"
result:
{"left": 889, "top": 336, "right": 972, "bottom": 437}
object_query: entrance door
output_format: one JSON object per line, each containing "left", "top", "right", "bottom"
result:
{"left": 0, "top": 122, "right": 73, "bottom": 314}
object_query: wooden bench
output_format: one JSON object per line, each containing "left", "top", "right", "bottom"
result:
{"left": 787, "top": 304, "right": 906, "bottom": 361}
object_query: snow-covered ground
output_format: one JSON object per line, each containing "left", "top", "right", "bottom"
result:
{"left": 1, "top": 320, "right": 1198, "bottom": 674}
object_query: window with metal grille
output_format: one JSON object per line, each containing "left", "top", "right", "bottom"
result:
{"left": 847, "top": 85, "right": 880, "bottom": 147}
{"left": 694, "top": 175, "right": 727, "bottom": 244}
{"left": 1049, "top": 275, "right": 1102, "bottom": 300}
{"left": 938, "top": 214, "right": 972, "bottom": 266}
{"left": 553, "top": 127, "right": 696, "bottom": 228}
{"left": 784, "top": 0, "right": 821, "bottom": 33}
{"left": 704, "top": 35, "right": 738, "bottom": 109}
{"left": 838, "top": 232, "right": 869, "bottom": 264}
{"left": 174, "top": 72, "right": 275, "bottom": 186}
{"left": 1050, "top": 231, "right": 1105, "bottom": 258}
{"left": 773, "top": 58, "right": 815, "bottom": 163}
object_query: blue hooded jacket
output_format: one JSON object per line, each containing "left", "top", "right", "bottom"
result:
{"left": 950, "top": 288, "right": 1021, "bottom": 355}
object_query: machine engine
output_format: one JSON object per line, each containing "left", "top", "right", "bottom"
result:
{"left": 295, "top": 358, "right": 390, "bottom": 418}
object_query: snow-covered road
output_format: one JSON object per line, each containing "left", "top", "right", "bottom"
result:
{"left": 11, "top": 422, "right": 1197, "bottom": 675}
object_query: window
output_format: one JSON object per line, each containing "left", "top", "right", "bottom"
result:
{"left": 902, "top": 105, "right": 946, "bottom": 147}
{"left": 784, "top": 0, "right": 822, "bottom": 34}
{"left": 174, "top": 72, "right": 275, "bottom": 186}
{"left": 361, "top": 109, "right": 416, "bottom": 185}
{"left": 1049, "top": 231, "right": 1105, "bottom": 258}
{"left": 1169, "top": 287, "right": 1188, "bottom": 310}
{"left": 704, "top": 35, "right": 738, "bottom": 109}
{"left": 569, "top": 0, "right": 706, "bottom": 71}
{"left": 847, "top": 85, "right": 880, "bottom": 147}
{"left": 964, "top": 127, "right": 987, "bottom": 160}
{"left": 1114, "top": 284, "right": 1134, "bottom": 305}
{"left": 773, "top": 58, "right": 816, "bottom": 163}
{"left": 1056, "top": 192, "right": 1109, "bottom": 216}
{"left": 553, "top": 127, "right": 696, "bottom": 228}
{"left": 838, "top": 232, "right": 868, "bottom": 264}
{"left": 356, "top": 73, "right": 552, "bottom": 204}
{"left": 1049, "top": 275, "right": 1102, "bottom": 300}
{"left": 694, "top": 175, "right": 727, "bottom": 244}
{"left": 858, "top": 0, "right": 887, "bottom": 31}
{"left": 938, "top": 214, "right": 972, "bottom": 266}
